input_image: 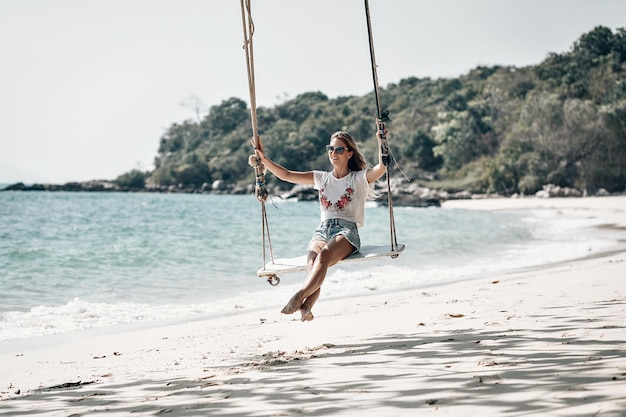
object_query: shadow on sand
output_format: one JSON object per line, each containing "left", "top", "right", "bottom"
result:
{"left": 2, "top": 303, "right": 625, "bottom": 416}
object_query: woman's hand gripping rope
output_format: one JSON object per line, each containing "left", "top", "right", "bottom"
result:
{"left": 376, "top": 119, "right": 390, "bottom": 166}
{"left": 249, "top": 136, "right": 268, "bottom": 202}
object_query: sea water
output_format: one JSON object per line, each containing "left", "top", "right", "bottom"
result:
{"left": 0, "top": 191, "right": 617, "bottom": 341}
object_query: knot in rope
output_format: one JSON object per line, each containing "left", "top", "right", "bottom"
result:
{"left": 248, "top": 154, "right": 268, "bottom": 202}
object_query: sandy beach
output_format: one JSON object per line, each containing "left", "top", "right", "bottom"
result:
{"left": 1, "top": 196, "right": 625, "bottom": 416}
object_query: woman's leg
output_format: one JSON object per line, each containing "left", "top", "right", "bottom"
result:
{"left": 300, "top": 288, "right": 319, "bottom": 321}
{"left": 299, "top": 242, "right": 325, "bottom": 321}
{"left": 306, "top": 241, "right": 324, "bottom": 272}
{"left": 281, "top": 236, "right": 355, "bottom": 315}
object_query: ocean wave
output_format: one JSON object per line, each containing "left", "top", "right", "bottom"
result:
{"left": 1, "top": 193, "right": 620, "bottom": 342}
{"left": 0, "top": 227, "right": 615, "bottom": 342}
{"left": 0, "top": 294, "right": 276, "bottom": 341}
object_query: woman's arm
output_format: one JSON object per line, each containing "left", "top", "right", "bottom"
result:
{"left": 252, "top": 136, "right": 314, "bottom": 185}
{"left": 366, "top": 123, "right": 388, "bottom": 184}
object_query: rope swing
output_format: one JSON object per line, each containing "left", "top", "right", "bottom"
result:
{"left": 241, "top": 1, "right": 403, "bottom": 284}
{"left": 364, "top": 0, "right": 400, "bottom": 252}
{"left": 240, "top": 0, "right": 276, "bottom": 275}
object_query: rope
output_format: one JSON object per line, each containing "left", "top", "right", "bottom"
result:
{"left": 241, "top": 0, "right": 275, "bottom": 266}
{"left": 364, "top": 0, "right": 399, "bottom": 251}
{"left": 240, "top": 0, "right": 257, "bottom": 139}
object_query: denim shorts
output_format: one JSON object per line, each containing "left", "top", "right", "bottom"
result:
{"left": 310, "top": 218, "right": 361, "bottom": 254}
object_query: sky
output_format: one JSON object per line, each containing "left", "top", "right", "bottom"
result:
{"left": 1, "top": 0, "right": 625, "bottom": 184}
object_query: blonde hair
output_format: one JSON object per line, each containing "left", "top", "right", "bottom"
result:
{"left": 330, "top": 131, "right": 367, "bottom": 171}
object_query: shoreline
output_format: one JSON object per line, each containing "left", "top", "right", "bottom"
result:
{"left": 1, "top": 196, "right": 625, "bottom": 415}
{"left": 4, "top": 179, "right": 624, "bottom": 209}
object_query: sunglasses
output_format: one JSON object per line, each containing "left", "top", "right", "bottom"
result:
{"left": 325, "top": 145, "right": 349, "bottom": 154}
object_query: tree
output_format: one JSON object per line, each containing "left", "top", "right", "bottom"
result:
{"left": 144, "top": 27, "right": 626, "bottom": 195}
{"left": 180, "top": 95, "right": 207, "bottom": 123}
{"left": 404, "top": 130, "right": 442, "bottom": 171}
{"left": 115, "top": 169, "right": 147, "bottom": 189}
{"left": 207, "top": 97, "right": 250, "bottom": 135}
{"left": 432, "top": 102, "right": 495, "bottom": 172}
{"left": 172, "top": 162, "right": 211, "bottom": 188}
{"left": 275, "top": 92, "right": 329, "bottom": 123}
{"left": 574, "top": 26, "right": 615, "bottom": 60}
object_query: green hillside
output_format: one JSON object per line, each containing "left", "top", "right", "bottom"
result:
{"left": 122, "top": 26, "right": 626, "bottom": 196}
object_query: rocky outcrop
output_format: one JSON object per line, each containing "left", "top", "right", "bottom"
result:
{"left": 2, "top": 180, "right": 619, "bottom": 207}
{"left": 535, "top": 184, "right": 583, "bottom": 198}
{"left": 2, "top": 181, "right": 123, "bottom": 192}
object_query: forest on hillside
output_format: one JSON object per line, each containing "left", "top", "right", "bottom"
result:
{"left": 117, "top": 26, "right": 626, "bottom": 196}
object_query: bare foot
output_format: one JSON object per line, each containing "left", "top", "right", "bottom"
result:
{"left": 281, "top": 291, "right": 304, "bottom": 315}
{"left": 300, "top": 307, "right": 314, "bottom": 322}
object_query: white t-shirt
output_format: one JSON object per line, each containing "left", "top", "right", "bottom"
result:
{"left": 313, "top": 169, "right": 371, "bottom": 228}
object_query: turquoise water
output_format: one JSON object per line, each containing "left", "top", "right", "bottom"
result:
{"left": 0, "top": 191, "right": 613, "bottom": 340}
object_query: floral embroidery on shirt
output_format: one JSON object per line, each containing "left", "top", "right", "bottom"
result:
{"left": 320, "top": 191, "right": 332, "bottom": 209}
{"left": 336, "top": 187, "right": 354, "bottom": 210}
{"left": 319, "top": 186, "right": 354, "bottom": 211}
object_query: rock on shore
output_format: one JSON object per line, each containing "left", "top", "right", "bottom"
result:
{"left": 1, "top": 180, "right": 617, "bottom": 208}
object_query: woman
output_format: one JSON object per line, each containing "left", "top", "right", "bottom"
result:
{"left": 252, "top": 123, "right": 388, "bottom": 321}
